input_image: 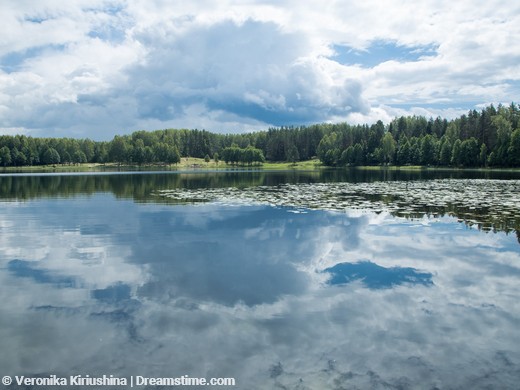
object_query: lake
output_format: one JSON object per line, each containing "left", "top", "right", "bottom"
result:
{"left": 1, "top": 169, "right": 519, "bottom": 389}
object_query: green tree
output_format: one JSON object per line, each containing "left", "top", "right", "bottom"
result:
{"left": 492, "top": 115, "right": 512, "bottom": 165}
{"left": 242, "top": 146, "right": 265, "bottom": 165}
{"left": 152, "top": 142, "right": 170, "bottom": 163}
{"left": 204, "top": 154, "right": 210, "bottom": 163}
{"left": 61, "top": 151, "right": 71, "bottom": 164}
{"left": 93, "top": 143, "right": 108, "bottom": 163}
{"left": 0, "top": 146, "right": 11, "bottom": 166}
{"left": 420, "top": 135, "right": 437, "bottom": 165}
{"left": 381, "top": 132, "right": 396, "bottom": 164}
{"left": 42, "top": 147, "right": 61, "bottom": 165}
{"left": 508, "top": 129, "right": 520, "bottom": 166}
{"left": 72, "top": 150, "right": 87, "bottom": 164}
{"left": 168, "top": 145, "right": 181, "bottom": 165}
{"left": 432, "top": 117, "right": 447, "bottom": 138}
{"left": 109, "top": 136, "right": 129, "bottom": 165}
{"left": 253, "top": 148, "right": 265, "bottom": 164}
{"left": 132, "top": 139, "right": 146, "bottom": 165}
{"left": 317, "top": 132, "right": 340, "bottom": 166}
{"left": 451, "top": 139, "right": 462, "bottom": 166}
{"left": 459, "top": 138, "right": 479, "bottom": 167}
{"left": 367, "top": 120, "right": 385, "bottom": 155}
{"left": 372, "top": 147, "right": 384, "bottom": 164}
{"left": 445, "top": 122, "right": 460, "bottom": 143}
{"left": 479, "top": 143, "right": 488, "bottom": 167}
{"left": 408, "top": 140, "right": 421, "bottom": 165}
{"left": 221, "top": 146, "right": 239, "bottom": 164}
{"left": 25, "top": 143, "right": 39, "bottom": 165}
{"left": 81, "top": 139, "right": 95, "bottom": 162}
{"left": 397, "top": 140, "right": 411, "bottom": 165}
{"left": 12, "top": 148, "right": 27, "bottom": 166}
{"left": 285, "top": 144, "right": 300, "bottom": 164}
{"left": 439, "top": 139, "right": 452, "bottom": 166}
{"left": 352, "top": 143, "right": 364, "bottom": 166}
{"left": 144, "top": 146, "right": 154, "bottom": 163}
{"left": 339, "top": 147, "right": 352, "bottom": 166}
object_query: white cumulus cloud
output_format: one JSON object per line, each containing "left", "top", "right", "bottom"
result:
{"left": 0, "top": 0, "right": 519, "bottom": 139}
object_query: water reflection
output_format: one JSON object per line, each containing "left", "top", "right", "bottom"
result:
{"left": 92, "top": 283, "right": 132, "bottom": 303}
{"left": 325, "top": 261, "right": 433, "bottom": 289}
{"left": 0, "top": 184, "right": 520, "bottom": 388}
{"left": 8, "top": 259, "right": 77, "bottom": 287}
{"left": 2, "top": 168, "right": 520, "bottom": 201}
{"left": 3, "top": 170, "right": 520, "bottom": 239}
{"left": 158, "top": 179, "right": 520, "bottom": 240}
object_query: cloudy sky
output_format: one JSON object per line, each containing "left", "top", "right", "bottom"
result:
{"left": 1, "top": 1, "right": 519, "bottom": 140}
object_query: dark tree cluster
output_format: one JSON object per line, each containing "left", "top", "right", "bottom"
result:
{"left": 317, "top": 103, "right": 520, "bottom": 167}
{"left": 1, "top": 103, "right": 519, "bottom": 168}
{"left": 0, "top": 136, "right": 106, "bottom": 167}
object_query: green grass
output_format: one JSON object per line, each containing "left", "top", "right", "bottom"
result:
{"left": 352, "top": 165, "right": 424, "bottom": 171}
{"left": 2, "top": 159, "right": 520, "bottom": 173}
{"left": 0, "top": 163, "right": 104, "bottom": 172}
{"left": 260, "top": 159, "right": 323, "bottom": 170}
{"left": 0, "top": 158, "right": 326, "bottom": 172}
{"left": 176, "top": 157, "right": 324, "bottom": 170}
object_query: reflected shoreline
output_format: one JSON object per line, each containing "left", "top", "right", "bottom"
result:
{"left": 1, "top": 170, "right": 520, "bottom": 242}
{"left": 1, "top": 173, "right": 520, "bottom": 389}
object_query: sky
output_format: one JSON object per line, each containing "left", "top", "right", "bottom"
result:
{"left": 0, "top": 1, "right": 519, "bottom": 140}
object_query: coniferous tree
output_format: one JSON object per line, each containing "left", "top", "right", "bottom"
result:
{"left": 479, "top": 144, "right": 488, "bottom": 167}
{"left": 397, "top": 140, "right": 411, "bottom": 165}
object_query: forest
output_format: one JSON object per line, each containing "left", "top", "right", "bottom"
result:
{"left": 0, "top": 103, "right": 519, "bottom": 168}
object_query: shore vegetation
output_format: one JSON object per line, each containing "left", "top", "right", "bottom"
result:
{"left": 1, "top": 103, "right": 519, "bottom": 170}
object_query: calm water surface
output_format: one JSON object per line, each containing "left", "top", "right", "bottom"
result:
{"left": 1, "top": 170, "right": 519, "bottom": 389}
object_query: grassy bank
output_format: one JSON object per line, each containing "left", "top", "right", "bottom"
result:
{"left": 2, "top": 158, "right": 520, "bottom": 173}
{"left": 0, "top": 158, "right": 325, "bottom": 173}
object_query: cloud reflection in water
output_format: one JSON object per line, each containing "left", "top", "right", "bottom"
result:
{"left": 0, "top": 195, "right": 519, "bottom": 389}
{"left": 325, "top": 261, "right": 433, "bottom": 289}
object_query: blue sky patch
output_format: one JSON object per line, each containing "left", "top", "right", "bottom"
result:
{"left": 88, "top": 26, "right": 126, "bottom": 43}
{"left": 24, "top": 16, "right": 50, "bottom": 24}
{"left": 0, "top": 44, "right": 66, "bottom": 73}
{"left": 8, "top": 259, "right": 76, "bottom": 288}
{"left": 324, "top": 261, "right": 433, "bottom": 289}
{"left": 332, "top": 41, "right": 438, "bottom": 67}
{"left": 206, "top": 99, "right": 320, "bottom": 126}
{"left": 389, "top": 101, "right": 481, "bottom": 113}
{"left": 90, "top": 3, "right": 125, "bottom": 16}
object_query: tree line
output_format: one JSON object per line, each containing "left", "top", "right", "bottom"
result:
{"left": 0, "top": 103, "right": 519, "bottom": 168}
{"left": 317, "top": 103, "right": 520, "bottom": 167}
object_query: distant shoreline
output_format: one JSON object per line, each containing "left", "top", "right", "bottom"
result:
{"left": 2, "top": 158, "right": 520, "bottom": 174}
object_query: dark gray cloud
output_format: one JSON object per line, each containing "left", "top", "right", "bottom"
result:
{"left": 126, "top": 19, "right": 367, "bottom": 125}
